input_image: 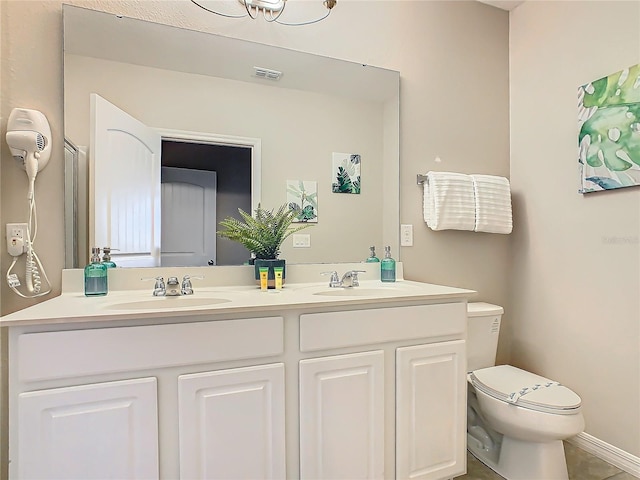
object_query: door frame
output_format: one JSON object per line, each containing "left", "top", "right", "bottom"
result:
{"left": 155, "top": 128, "right": 262, "bottom": 213}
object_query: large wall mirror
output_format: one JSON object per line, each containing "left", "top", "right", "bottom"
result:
{"left": 63, "top": 4, "right": 400, "bottom": 268}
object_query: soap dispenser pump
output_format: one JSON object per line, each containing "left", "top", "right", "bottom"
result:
{"left": 365, "top": 245, "right": 380, "bottom": 263}
{"left": 101, "top": 247, "right": 117, "bottom": 268}
{"left": 85, "top": 247, "right": 108, "bottom": 296}
{"left": 380, "top": 245, "right": 396, "bottom": 282}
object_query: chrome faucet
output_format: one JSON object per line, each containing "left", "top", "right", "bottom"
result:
{"left": 166, "top": 276, "right": 181, "bottom": 296}
{"left": 144, "top": 274, "right": 205, "bottom": 296}
{"left": 322, "top": 270, "right": 365, "bottom": 288}
{"left": 181, "top": 275, "right": 204, "bottom": 295}
{"left": 340, "top": 270, "right": 365, "bottom": 288}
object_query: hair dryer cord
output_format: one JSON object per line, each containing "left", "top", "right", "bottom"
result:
{"left": 5, "top": 188, "right": 51, "bottom": 298}
{"left": 25, "top": 244, "right": 42, "bottom": 294}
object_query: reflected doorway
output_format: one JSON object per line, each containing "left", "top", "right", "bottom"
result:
{"left": 161, "top": 141, "right": 252, "bottom": 266}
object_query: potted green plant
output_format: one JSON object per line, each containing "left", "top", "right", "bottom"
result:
{"left": 217, "top": 203, "right": 312, "bottom": 287}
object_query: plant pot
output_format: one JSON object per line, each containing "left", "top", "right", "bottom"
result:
{"left": 254, "top": 259, "right": 286, "bottom": 289}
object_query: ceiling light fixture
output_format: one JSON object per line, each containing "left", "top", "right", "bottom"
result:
{"left": 190, "top": 0, "right": 337, "bottom": 26}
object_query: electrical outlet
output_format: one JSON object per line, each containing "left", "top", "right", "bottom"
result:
{"left": 400, "top": 224, "right": 413, "bottom": 247}
{"left": 6, "top": 223, "right": 28, "bottom": 256}
{"left": 7, "top": 223, "right": 27, "bottom": 240}
{"left": 293, "top": 234, "right": 311, "bottom": 248}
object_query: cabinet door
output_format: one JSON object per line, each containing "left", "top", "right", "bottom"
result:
{"left": 18, "top": 377, "right": 158, "bottom": 480}
{"left": 396, "top": 341, "right": 466, "bottom": 480}
{"left": 178, "top": 363, "right": 286, "bottom": 480}
{"left": 300, "top": 350, "right": 384, "bottom": 480}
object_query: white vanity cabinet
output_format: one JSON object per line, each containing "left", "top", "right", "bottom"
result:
{"left": 298, "top": 302, "right": 467, "bottom": 480}
{"left": 9, "top": 316, "right": 286, "bottom": 480}
{"left": 7, "top": 285, "right": 470, "bottom": 480}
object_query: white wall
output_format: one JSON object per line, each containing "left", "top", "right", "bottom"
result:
{"left": 510, "top": 0, "right": 640, "bottom": 457}
{"left": 397, "top": 2, "right": 512, "bottom": 360}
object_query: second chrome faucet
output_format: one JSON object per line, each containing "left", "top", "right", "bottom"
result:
{"left": 146, "top": 275, "right": 203, "bottom": 296}
{"left": 322, "top": 270, "right": 366, "bottom": 288}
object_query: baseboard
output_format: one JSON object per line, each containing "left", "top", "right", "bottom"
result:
{"left": 568, "top": 432, "right": 640, "bottom": 478}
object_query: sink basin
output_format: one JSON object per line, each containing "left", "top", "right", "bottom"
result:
{"left": 106, "top": 296, "right": 231, "bottom": 310}
{"left": 313, "top": 288, "right": 399, "bottom": 297}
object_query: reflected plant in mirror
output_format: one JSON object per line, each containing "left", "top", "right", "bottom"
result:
{"left": 217, "top": 203, "right": 312, "bottom": 262}
{"left": 63, "top": 5, "right": 400, "bottom": 268}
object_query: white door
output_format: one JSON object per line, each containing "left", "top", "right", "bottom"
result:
{"left": 178, "top": 363, "right": 286, "bottom": 480}
{"left": 299, "top": 351, "right": 385, "bottom": 480}
{"left": 396, "top": 341, "right": 466, "bottom": 480}
{"left": 18, "top": 377, "right": 158, "bottom": 479}
{"left": 161, "top": 167, "right": 217, "bottom": 267}
{"left": 90, "top": 93, "right": 162, "bottom": 267}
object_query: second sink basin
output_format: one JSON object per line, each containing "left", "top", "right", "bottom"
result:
{"left": 106, "top": 296, "right": 231, "bottom": 311}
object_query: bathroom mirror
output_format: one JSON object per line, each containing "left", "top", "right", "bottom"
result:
{"left": 63, "top": 4, "right": 399, "bottom": 268}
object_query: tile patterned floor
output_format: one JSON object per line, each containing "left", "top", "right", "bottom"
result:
{"left": 458, "top": 441, "right": 639, "bottom": 480}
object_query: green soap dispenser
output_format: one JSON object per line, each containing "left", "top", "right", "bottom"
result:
{"left": 101, "top": 247, "right": 117, "bottom": 268}
{"left": 380, "top": 245, "right": 396, "bottom": 282}
{"left": 365, "top": 246, "right": 380, "bottom": 263}
{"left": 85, "top": 247, "right": 108, "bottom": 296}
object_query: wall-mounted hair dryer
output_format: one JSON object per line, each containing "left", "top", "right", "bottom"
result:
{"left": 4, "top": 107, "right": 53, "bottom": 298}
{"left": 6, "top": 108, "right": 52, "bottom": 199}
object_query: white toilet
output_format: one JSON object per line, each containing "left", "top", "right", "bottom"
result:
{"left": 466, "top": 302, "right": 585, "bottom": 480}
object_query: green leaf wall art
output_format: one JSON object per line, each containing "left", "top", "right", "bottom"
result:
{"left": 578, "top": 63, "right": 640, "bottom": 193}
{"left": 286, "top": 180, "right": 318, "bottom": 223}
{"left": 332, "top": 152, "right": 361, "bottom": 194}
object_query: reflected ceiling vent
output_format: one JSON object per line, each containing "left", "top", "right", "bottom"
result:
{"left": 253, "top": 66, "right": 283, "bottom": 81}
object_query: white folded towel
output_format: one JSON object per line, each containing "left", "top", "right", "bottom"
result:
{"left": 471, "top": 174, "right": 513, "bottom": 234}
{"left": 423, "top": 171, "right": 476, "bottom": 231}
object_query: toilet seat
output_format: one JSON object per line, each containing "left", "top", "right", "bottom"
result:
{"left": 470, "top": 365, "right": 581, "bottom": 415}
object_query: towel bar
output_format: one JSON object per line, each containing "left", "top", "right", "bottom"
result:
{"left": 417, "top": 174, "right": 428, "bottom": 185}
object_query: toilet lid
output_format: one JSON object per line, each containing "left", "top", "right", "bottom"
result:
{"left": 470, "top": 365, "right": 582, "bottom": 415}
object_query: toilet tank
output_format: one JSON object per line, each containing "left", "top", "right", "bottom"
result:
{"left": 467, "top": 302, "right": 504, "bottom": 372}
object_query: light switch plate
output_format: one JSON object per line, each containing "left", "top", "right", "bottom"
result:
{"left": 293, "top": 234, "right": 311, "bottom": 248}
{"left": 400, "top": 224, "right": 413, "bottom": 247}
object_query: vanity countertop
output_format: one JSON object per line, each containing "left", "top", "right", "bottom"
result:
{"left": 0, "top": 263, "right": 476, "bottom": 327}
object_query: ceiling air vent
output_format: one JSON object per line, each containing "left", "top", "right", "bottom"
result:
{"left": 254, "top": 66, "right": 283, "bottom": 81}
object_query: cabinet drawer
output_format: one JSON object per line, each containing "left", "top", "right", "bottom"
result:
{"left": 18, "top": 317, "right": 284, "bottom": 382}
{"left": 300, "top": 303, "right": 465, "bottom": 352}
